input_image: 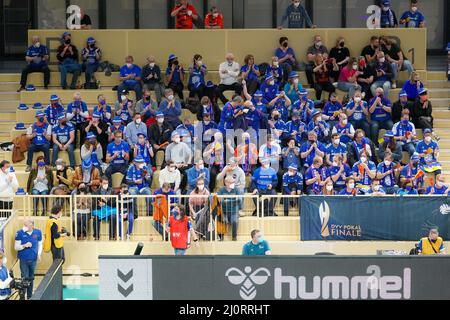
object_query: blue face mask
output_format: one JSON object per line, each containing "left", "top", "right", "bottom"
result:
{"left": 302, "top": 95, "right": 308, "bottom": 102}
{"left": 245, "top": 138, "right": 250, "bottom": 144}
{"left": 38, "top": 117, "right": 45, "bottom": 123}
{"left": 257, "top": 236, "right": 264, "bottom": 244}
{"left": 402, "top": 120, "right": 409, "bottom": 125}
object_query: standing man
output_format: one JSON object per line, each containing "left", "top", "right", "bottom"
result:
{"left": 279, "top": 0, "right": 315, "bottom": 29}
{"left": 171, "top": 0, "right": 199, "bottom": 30}
{"left": 56, "top": 32, "right": 81, "bottom": 90}
{"left": 242, "top": 229, "right": 271, "bottom": 256}
{"left": 18, "top": 36, "right": 50, "bottom": 92}
{"left": 15, "top": 219, "right": 42, "bottom": 299}
{"left": 118, "top": 56, "right": 142, "bottom": 103}
{"left": 417, "top": 228, "right": 445, "bottom": 255}
{"left": 400, "top": 0, "right": 425, "bottom": 28}
{"left": 44, "top": 205, "right": 68, "bottom": 261}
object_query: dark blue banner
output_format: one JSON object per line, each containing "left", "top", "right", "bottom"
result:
{"left": 300, "top": 196, "right": 450, "bottom": 241}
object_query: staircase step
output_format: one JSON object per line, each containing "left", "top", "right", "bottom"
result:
{"left": 0, "top": 82, "right": 21, "bottom": 92}
{"left": 428, "top": 89, "right": 450, "bottom": 99}
{"left": 427, "top": 72, "right": 447, "bottom": 81}
{"left": 427, "top": 80, "right": 450, "bottom": 89}
{"left": 0, "top": 92, "right": 20, "bottom": 101}
{"left": 0, "top": 73, "right": 20, "bottom": 82}
{"left": 429, "top": 98, "right": 450, "bottom": 108}
{"left": 0, "top": 100, "right": 20, "bottom": 110}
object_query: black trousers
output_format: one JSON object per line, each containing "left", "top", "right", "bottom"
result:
{"left": 215, "top": 83, "right": 243, "bottom": 105}
{"left": 105, "top": 164, "right": 128, "bottom": 187}
{"left": 314, "top": 81, "right": 336, "bottom": 100}
{"left": 51, "top": 244, "right": 65, "bottom": 262}
{"left": 20, "top": 64, "right": 50, "bottom": 87}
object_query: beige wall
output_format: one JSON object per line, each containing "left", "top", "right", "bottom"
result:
{"left": 28, "top": 28, "right": 427, "bottom": 71}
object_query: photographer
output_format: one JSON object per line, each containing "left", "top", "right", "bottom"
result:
{"left": 14, "top": 218, "right": 42, "bottom": 299}
{"left": 0, "top": 252, "right": 12, "bottom": 300}
{"left": 44, "top": 205, "right": 68, "bottom": 261}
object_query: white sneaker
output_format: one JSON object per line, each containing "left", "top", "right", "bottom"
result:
{"left": 392, "top": 82, "right": 397, "bottom": 89}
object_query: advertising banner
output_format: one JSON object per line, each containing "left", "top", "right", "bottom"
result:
{"left": 300, "top": 196, "right": 450, "bottom": 241}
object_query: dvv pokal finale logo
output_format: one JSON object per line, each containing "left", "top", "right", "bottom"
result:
{"left": 319, "top": 201, "right": 362, "bottom": 238}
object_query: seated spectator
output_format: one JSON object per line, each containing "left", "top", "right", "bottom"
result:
{"left": 73, "top": 158, "right": 101, "bottom": 193}
{"left": 282, "top": 165, "right": 303, "bottom": 216}
{"left": 259, "top": 134, "right": 282, "bottom": 172}
{"left": 239, "top": 55, "right": 260, "bottom": 95}
{"left": 251, "top": 158, "right": 278, "bottom": 216}
{"left": 148, "top": 113, "right": 172, "bottom": 158}
{"left": 171, "top": 0, "right": 198, "bottom": 29}
{"left": 376, "top": 152, "right": 399, "bottom": 194}
{"left": 52, "top": 114, "right": 75, "bottom": 168}
{"left": 234, "top": 132, "right": 259, "bottom": 175}
{"left": 392, "top": 90, "right": 412, "bottom": 123}
{"left": 313, "top": 53, "right": 338, "bottom": 101}
{"left": 347, "top": 129, "right": 376, "bottom": 167}
{"left": 51, "top": 159, "right": 74, "bottom": 195}
{"left": 380, "top": 36, "right": 414, "bottom": 89}
{"left": 165, "top": 54, "right": 185, "bottom": 100}
{"left": 397, "top": 178, "right": 419, "bottom": 195}
{"left": 412, "top": 88, "right": 433, "bottom": 130}
{"left": 186, "top": 159, "right": 210, "bottom": 194}
{"left": 165, "top": 131, "right": 192, "bottom": 191}
{"left": 279, "top": 0, "right": 314, "bottom": 29}
{"left": 81, "top": 37, "right": 101, "bottom": 87}
{"left": 285, "top": 110, "right": 306, "bottom": 144}
{"left": 134, "top": 133, "right": 154, "bottom": 168}
{"left": 92, "top": 177, "right": 116, "bottom": 241}
{"left": 352, "top": 150, "right": 377, "bottom": 193}
{"left": 241, "top": 100, "right": 266, "bottom": 134}
{"left": 153, "top": 182, "right": 178, "bottom": 205}
{"left": 329, "top": 37, "right": 350, "bottom": 80}
{"left": 26, "top": 111, "right": 51, "bottom": 172}
{"left": 321, "top": 180, "right": 337, "bottom": 195}
{"left": 346, "top": 90, "right": 370, "bottom": 138}
{"left": 105, "top": 130, "right": 130, "bottom": 187}
{"left": 322, "top": 93, "right": 342, "bottom": 128}
{"left": 332, "top": 113, "right": 355, "bottom": 146}
{"left": 305, "top": 156, "right": 330, "bottom": 195}
{"left": 66, "top": 92, "right": 89, "bottom": 147}
{"left": 356, "top": 56, "right": 375, "bottom": 101}
{"left": 189, "top": 177, "right": 210, "bottom": 219}
{"left": 284, "top": 72, "right": 303, "bottom": 103}
{"left": 135, "top": 89, "right": 158, "bottom": 124}
{"left": 81, "top": 132, "right": 104, "bottom": 172}
{"left": 260, "top": 73, "right": 279, "bottom": 103}
{"left": 282, "top": 138, "right": 301, "bottom": 172}
{"left": 426, "top": 174, "right": 448, "bottom": 195}
{"left": 115, "top": 89, "right": 134, "bottom": 125}
{"left": 329, "top": 154, "right": 352, "bottom": 192}
{"left": 57, "top": 32, "right": 81, "bottom": 90}
{"left": 126, "top": 155, "right": 152, "bottom": 213}
{"left": 118, "top": 56, "right": 142, "bottom": 103}
{"left": 402, "top": 72, "right": 424, "bottom": 102}
{"left": 367, "top": 179, "right": 386, "bottom": 196}
{"left": 204, "top": 6, "right": 224, "bottom": 29}
{"left": 339, "top": 177, "right": 360, "bottom": 195}
{"left": 371, "top": 51, "right": 393, "bottom": 98}
{"left": 196, "top": 96, "right": 219, "bottom": 123}
{"left": 392, "top": 109, "right": 417, "bottom": 156}
{"left": 218, "top": 176, "right": 243, "bottom": 240}
{"left": 400, "top": 0, "right": 425, "bottom": 28}
{"left": 93, "top": 94, "right": 112, "bottom": 124}
{"left": 275, "top": 37, "right": 297, "bottom": 82}
{"left": 75, "top": 182, "right": 91, "bottom": 240}
{"left": 158, "top": 88, "right": 182, "bottom": 129}
{"left": 45, "top": 94, "right": 65, "bottom": 127}
{"left": 268, "top": 56, "right": 284, "bottom": 86}
{"left": 378, "top": 130, "right": 402, "bottom": 164}
{"left": 368, "top": 87, "right": 393, "bottom": 146}
{"left": 326, "top": 133, "right": 348, "bottom": 166}
{"left": 307, "top": 110, "right": 330, "bottom": 143}
{"left": 124, "top": 113, "right": 148, "bottom": 157}
{"left": 26, "top": 156, "right": 53, "bottom": 216}
{"left": 306, "top": 35, "right": 328, "bottom": 87}
{"left": 416, "top": 128, "right": 439, "bottom": 167}
{"left": 268, "top": 91, "right": 291, "bottom": 124}
{"left": 159, "top": 161, "right": 181, "bottom": 193}
{"left": 188, "top": 54, "right": 207, "bottom": 99}
{"left": 203, "top": 132, "right": 233, "bottom": 189}
{"left": 18, "top": 36, "right": 50, "bottom": 92}
{"left": 267, "top": 109, "right": 286, "bottom": 143}
{"left": 142, "top": 56, "right": 164, "bottom": 104}
{"left": 300, "top": 131, "right": 326, "bottom": 174}
{"left": 216, "top": 157, "right": 246, "bottom": 193}
{"left": 292, "top": 89, "right": 314, "bottom": 124}
{"left": 361, "top": 36, "right": 381, "bottom": 65}
{"left": 82, "top": 112, "right": 109, "bottom": 158}
{"left": 337, "top": 58, "right": 360, "bottom": 99}
{"left": 196, "top": 110, "right": 219, "bottom": 150}
{"left": 177, "top": 118, "right": 195, "bottom": 148}
{"left": 380, "top": 0, "right": 398, "bottom": 28}
{"left": 399, "top": 153, "right": 423, "bottom": 192}
{"left": 108, "top": 116, "right": 125, "bottom": 142}
{"left": 216, "top": 53, "right": 242, "bottom": 105}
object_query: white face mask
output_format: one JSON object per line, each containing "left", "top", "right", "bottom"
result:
{"left": 56, "top": 165, "right": 63, "bottom": 171}
{"left": 197, "top": 60, "right": 203, "bottom": 66}
{"left": 22, "top": 226, "right": 29, "bottom": 233}
{"left": 149, "top": 63, "right": 155, "bottom": 68}
{"left": 229, "top": 183, "right": 235, "bottom": 189}
{"left": 332, "top": 162, "right": 338, "bottom": 167}
{"left": 373, "top": 185, "right": 380, "bottom": 191}
{"left": 379, "top": 57, "right": 386, "bottom": 63}
{"left": 411, "top": 6, "right": 418, "bottom": 12}
{"left": 168, "top": 167, "right": 175, "bottom": 173}
{"left": 352, "top": 65, "right": 358, "bottom": 70}
{"left": 424, "top": 136, "right": 432, "bottom": 143}
{"left": 342, "top": 119, "right": 348, "bottom": 125}
{"left": 35, "top": 42, "right": 41, "bottom": 48}
{"left": 288, "top": 171, "right": 295, "bottom": 177}
{"left": 360, "top": 157, "right": 367, "bottom": 163}
{"left": 102, "top": 184, "right": 109, "bottom": 190}
{"left": 326, "top": 185, "right": 333, "bottom": 191}
{"left": 273, "top": 62, "right": 279, "bottom": 67}
{"left": 293, "top": 2, "right": 300, "bottom": 8}
{"left": 126, "top": 63, "right": 132, "bottom": 68}
{"left": 198, "top": 184, "right": 205, "bottom": 191}
{"left": 198, "top": 164, "right": 204, "bottom": 170}
{"left": 135, "top": 119, "right": 142, "bottom": 124}
{"left": 349, "top": 183, "right": 355, "bottom": 189}
{"left": 354, "top": 97, "right": 361, "bottom": 103}
{"left": 174, "top": 137, "right": 181, "bottom": 144}
{"left": 269, "top": 80, "right": 275, "bottom": 86}
{"left": 138, "top": 164, "right": 145, "bottom": 169}
{"left": 436, "top": 181, "right": 445, "bottom": 187}
{"left": 333, "top": 139, "right": 340, "bottom": 145}
{"left": 384, "top": 160, "right": 391, "bottom": 167}
{"left": 202, "top": 105, "right": 209, "bottom": 109}
{"left": 383, "top": 6, "right": 389, "bottom": 11}
{"left": 157, "top": 118, "right": 164, "bottom": 124}
{"left": 121, "top": 95, "right": 127, "bottom": 101}
{"left": 293, "top": 78, "right": 299, "bottom": 84}
{"left": 316, "top": 41, "right": 322, "bottom": 47}
{"left": 316, "top": 116, "right": 322, "bottom": 122}
{"left": 167, "top": 95, "right": 174, "bottom": 101}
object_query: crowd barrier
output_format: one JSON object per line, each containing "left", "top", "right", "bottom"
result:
{"left": 28, "top": 28, "right": 427, "bottom": 71}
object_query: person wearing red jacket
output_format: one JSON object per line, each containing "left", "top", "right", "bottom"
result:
{"left": 168, "top": 205, "right": 198, "bottom": 255}
{"left": 205, "top": 6, "right": 224, "bottom": 29}
{"left": 171, "top": 0, "right": 198, "bottom": 29}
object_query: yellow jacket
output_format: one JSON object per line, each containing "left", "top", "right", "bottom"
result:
{"left": 419, "top": 237, "right": 444, "bottom": 255}
{"left": 44, "top": 217, "right": 64, "bottom": 252}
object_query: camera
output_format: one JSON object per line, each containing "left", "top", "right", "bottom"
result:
{"left": 8, "top": 271, "right": 32, "bottom": 300}
{"left": 61, "top": 227, "right": 71, "bottom": 237}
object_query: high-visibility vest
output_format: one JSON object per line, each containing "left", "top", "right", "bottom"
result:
{"left": 44, "top": 217, "right": 64, "bottom": 252}
{"left": 169, "top": 216, "right": 189, "bottom": 250}
{"left": 420, "top": 237, "right": 443, "bottom": 255}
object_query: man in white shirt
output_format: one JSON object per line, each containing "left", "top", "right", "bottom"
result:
{"left": 216, "top": 53, "right": 243, "bottom": 105}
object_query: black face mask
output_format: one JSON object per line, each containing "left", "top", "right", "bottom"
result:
{"left": 173, "top": 60, "right": 179, "bottom": 66}
{"left": 79, "top": 187, "right": 86, "bottom": 193}
{"left": 273, "top": 116, "right": 280, "bottom": 120}
{"left": 282, "top": 42, "right": 288, "bottom": 48}
{"left": 65, "top": 39, "right": 71, "bottom": 45}
{"left": 339, "top": 42, "right": 345, "bottom": 47}
{"left": 122, "top": 190, "right": 129, "bottom": 194}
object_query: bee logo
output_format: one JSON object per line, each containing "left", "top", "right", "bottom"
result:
{"left": 225, "top": 266, "right": 271, "bottom": 300}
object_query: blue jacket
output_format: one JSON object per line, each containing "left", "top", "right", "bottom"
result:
{"left": 283, "top": 172, "right": 303, "bottom": 193}
{"left": 126, "top": 164, "right": 151, "bottom": 189}
{"left": 26, "top": 44, "right": 49, "bottom": 67}
{"left": 186, "top": 166, "right": 210, "bottom": 192}
{"left": 251, "top": 167, "right": 278, "bottom": 191}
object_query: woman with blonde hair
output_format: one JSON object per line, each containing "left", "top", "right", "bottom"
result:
{"left": 401, "top": 71, "right": 424, "bottom": 102}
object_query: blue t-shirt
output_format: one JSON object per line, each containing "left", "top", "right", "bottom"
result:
{"left": 346, "top": 100, "right": 368, "bottom": 122}
{"left": 240, "top": 64, "right": 260, "bottom": 82}
{"left": 282, "top": 147, "right": 301, "bottom": 169}
{"left": 26, "top": 44, "right": 49, "bottom": 67}
{"left": 67, "top": 101, "right": 88, "bottom": 124}
{"left": 219, "top": 102, "right": 235, "bottom": 131}
{"left": 52, "top": 123, "right": 75, "bottom": 144}
{"left": 282, "top": 172, "right": 303, "bottom": 193}
{"left": 305, "top": 166, "right": 330, "bottom": 194}
{"left": 120, "top": 64, "right": 142, "bottom": 86}
{"left": 369, "top": 96, "right": 392, "bottom": 122}
{"left": 275, "top": 47, "right": 296, "bottom": 66}
{"left": 188, "top": 65, "right": 206, "bottom": 88}
{"left": 426, "top": 185, "right": 448, "bottom": 195}
{"left": 392, "top": 121, "right": 415, "bottom": 142}
{"left": 285, "top": 119, "right": 306, "bottom": 144}
{"left": 93, "top": 104, "right": 112, "bottom": 123}
{"left": 352, "top": 160, "right": 376, "bottom": 186}
{"left": 135, "top": 143, "right": 152, "bottom": 164}
{"left": 268, "top": 66, "right": 284, "bottom": 83}
{"left": 400, "top": 10, "right": 425, "bottom": 28}
{"left": 252, "top": 167, "right": 278, "bottom": 191}
{"left": 333, "top": 123, "right": 354, "bottom": 144}
{"left": 329, "top": 164, "right": 352, "bottom": 188}
{"left": 292, "top": 99, "right": 315, "bottom": 124}
{"left": 323, "top": 101, "right": 342, "bottom": 118}
{"left": 300, "top": 141, "right": 326, "bottom": 167}
{"left": 306, "top": 120, "right": 329, "bottom": 142}
{"left": 242, "top": 240, "right": 270, "bottom": 256}
{"left": 166, "top": 65, "right": 184, "bottom": 84}
{"left": 377, "top": 162, "right": 396, "bottom": 188}
{"left": 416, "top": 140, "right": 439, "bottom": 165}
{"left": 15, "top": 229, "right": 42, "bottom": 261}
{"left": 126, "top": 164, "right": 150, "bottom": 189}
{"left": 260, "top": 83, "right": 279, "bottom": 103}
{"left": 326, "top": 142, "right": 348, "bottom": 160}
{"left": 107, "top": 141, "right": 130, "bottom": 165}
{"left": 32, "top": 122, "right": 50, "bottom": 146}
{"left": 402, "top": 80, "right": 423, "bottom": 100}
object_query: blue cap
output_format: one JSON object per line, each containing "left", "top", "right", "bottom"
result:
{"left": 86, "top": 132, "right": 96, "bottom": 140}
{"left": 311, "top": 109, "right": 321, "bottom": 118}
{"left": 35, "top": 111, "right": 45, "bottom": 118}
{"left": 288, "top": 165, "right": 298, "bottom": 171}
{"left": 265, "top": 73, "right": 274, "bottom": 82}
{"left": 260, "top": 157, "right": 270, "bottom": 164}
{"left": 16, "top": 188, "right": 26, "bottom": 195}
{"left": 82, "top": 158, "right": 92, "bottom": 170}
{"left": 171, "top": 130, "right": 180, "bottom": 138}
{"left": 410, "top": 153, "right": 420, "bottom": 162}
{"left": 33, "top": 102, "right": 43, "bottom": 109}
{"left": 134, "top": 155, "right": 145, "bottom": 163}
{"left": 156, "top": 112, "right": 164, "bottom": 118}
{"left": 202, "top": 109, "right": 211, "bottom": 116}
{"left": 299, "top": 88, "right": 308, "bottom": 95}
{"left": 61, "top": 31, "right": 71, "bottom": 39}
{"left": 382, "top": 0, "right": 390, "bottom": 6}
{"left": 137, "top": 132, "right": 146, "bottom": 138}
{"left": 423, "top": 128, "right": 432, "bottom": 134}
{"left": 18, "top": 103, "right": 28, "bottom": 110}
{"left": 418, "top": 88, "right": 428, "bottom": 95}
{"left": 288, "top": 71, "right": 299, "bottom": 79}
{"left": 26, "top": 84, "right": 35, "bottom": 91}
{"left": 112, "top": 116, "right": 122, "bottom": 123}
{"left": 50, "top": 94, "right": 59, "bottom": 101}
{"left": 168, "top": 54, "right": 177, "bottom": 61}
{"left": 399, "top": 90, "right": 407, "bottom": 97}
{"left": 15, "top": 122, "right": 26, "bottom": 130}
{"left": 92, "top": 111, "right": 101, "bottom": 119}
{"left": 87, "top": 37, "right": 96, "bottom": 44}
{"left": 206, "top": 81, "right": 214, "bottom": 88}
{"left": 253, "top": 90, "right": 263, "bottom": 97}
{"left": 57, "top": 113, "right": 66, "bottom": 121}
{"left": 384, "top": 130, "right": 394, "bottom": 137}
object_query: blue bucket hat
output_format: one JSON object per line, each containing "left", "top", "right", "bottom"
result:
{"left": 423, "top": 128, "right": 432, "bottom": 134}
{"left": 171, "top": 130, "right": 180, "bottom": 138}
{"left": 16, "top": 188, "right": 26, "bottom": 195}
{"left": 50, "top": 94, "right": 59, "bottom": 101}
{"left": 382, "top": 0, "right": 390, "bottom": 6}
{"left": 156, "top": 112, "right": 164, "bottom": 118}
{"left": 61, "top": 31, "right": 71, "bottom": 40}
{"left": 26, "top": 84, "right": 35, "bottom": 91}
{"left": 82, "top": 158, "right": 92, "bottom": 170}
{"left": 288, "top": 71, "right": 299, "bottom": 79}
{"left": 18, "top": 103, "right": 28, "bottom": 110}
{"left": 265, "top": 73, "right": 274, "bottom": 82}
{"left": 288, "top": 165, "right": 298, "bottom": 171}
{"left": 112, "top": 116, "right": 122, "bottom": 124}
{"left": 206, "top": 81, "right": 214, "bottom": 88}
{"left": 137, "top": 132, "right": 146, "bottom": 138}
{"left": 33, "top": 102, "right": 43, "bottom": 109}
{"left": 299, "top": 88, "right": 308, "bottom": 95}
{"left": 168, "top": 54, "right": 177, "bottom": 61}
{"left": 311, "top": 109, "right": 321, "bottom": 118}
{"left": 15, "top": 122, "right": 26, "bottom": 130}
{"left": 384, "top": 130, "right": 394, "bottom": 138}
{"left": 418, "top": 88, "right": 428, "bottom": 95}
{"left": 35, "top": 111, "right": 45, "bottom": 118}
{"left": 92, "top": 111, "right": 101, "bottom": 119}
{"left": 57, "top": 113, "right": 66, "bottom": 121}
{"left": 86, "top": 132, "right": 96, "bottom": 140}
{"left": 87, "top": 37, "right": 96, "bottom": 45}
{"left": 399, "top": 90, "right": 407, "bottom": 97}
{"left": 134, "top": 155, "right": 145, "bottom": 163}
{"left": 410, "top": 153, "right": 420, "bottom": 162}
{"left": 253, "top": 90, "right": 263, "bottom": 97}
{"left": 260, "top": 157, "right": 270, "bottom": 164}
